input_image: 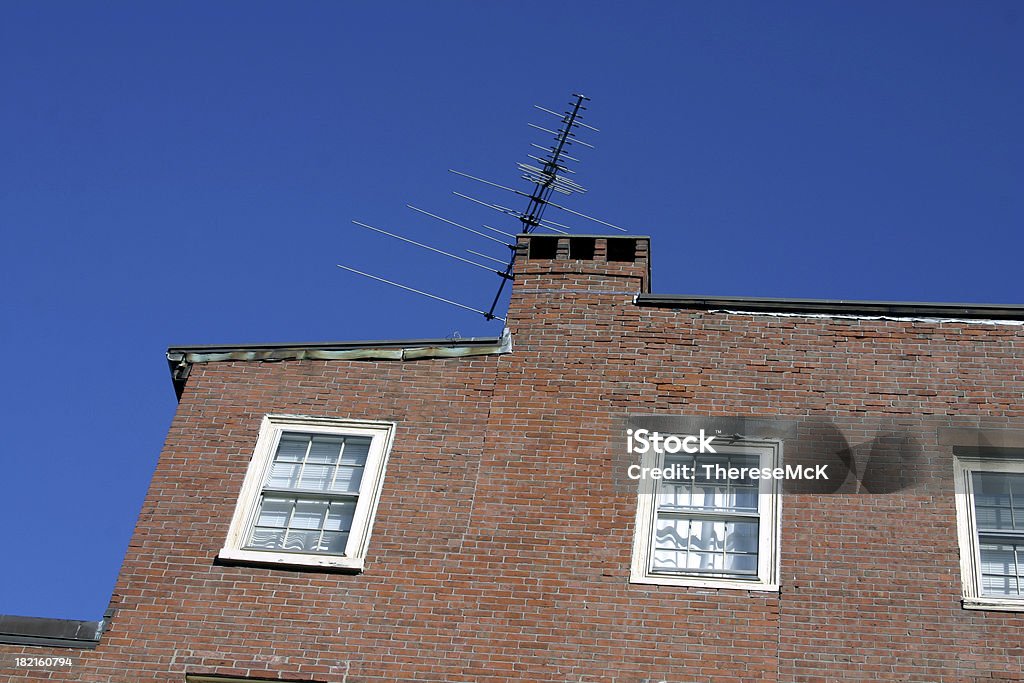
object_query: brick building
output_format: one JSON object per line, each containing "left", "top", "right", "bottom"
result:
{"left": 3, "top": 233, "right": 1024, "bottom": 682}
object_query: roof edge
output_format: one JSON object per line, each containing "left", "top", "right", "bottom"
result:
{"left": 635, "top": 294, "right": 1024, "bottom": 320}
{"left": 0, "top": 613, "right": 110, "bottom": 650}
{"left": 166, "top": 329, "right": 513, "bottom": 400}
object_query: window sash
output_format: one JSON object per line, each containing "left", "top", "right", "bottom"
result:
{"left": 969, "top": 470, "right": 1024, "bottom": 598}
{"left": 651, "top": 514, "right": 760, "bottom": 577}
{"left": 244, "top": 493, "right": 357, "bottom": 556}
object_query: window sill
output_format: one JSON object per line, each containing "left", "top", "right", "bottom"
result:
{"left": 217, "top": 547, "right": 364, "bottom": 573}
{"left": 961, "top": 597, "right": 1024, "bottom": 612}
{"left": 630, "top": 572, "right": 779, "bottom": 592}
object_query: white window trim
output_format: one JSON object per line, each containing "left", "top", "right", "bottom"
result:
{"left": 629, "top": 439, "right": 782, "bottom": 592}
{"left": 953, "top": 454, "right": 1024, "bottom": 611}
{"left": 219, "top": 414, "right": 396, "bottom": 572}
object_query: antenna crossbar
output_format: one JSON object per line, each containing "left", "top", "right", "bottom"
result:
{"left": 452, "top": 192, "right": 569, "bottom": 234}
{"left": 533, "top": 104, "right": 600, "bottom": 132}
{"left": 338, "top": 265, "right": 505, "bottom": 322}
{"left": 451, "top": 169, "right": 626, "bottom": 232}
{"left": 480, "top": 223, "right": 517, "bottom": 238}
{"left": 407, "top": 204, "right": 513, "bottom": 248}
{"left": 467, "top": 249, "right": 510, "bottom": 266}
{"left": 352, "top": 220, "right": 512, "bottom": 278}
{"left": 526, "top": 154, "right": 575, "bottom": 173}
{"left": 531, "top": 143, "right": 580, "bottom": 163}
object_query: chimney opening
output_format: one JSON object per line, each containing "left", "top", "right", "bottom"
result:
{"left": 606, "top": 238, "right": 637, "bottom": 262}
{"left": 528, "top": 236, "right": 559, "bottom": 260}
{"left": 569, "top": 237, "right": 597, "bottom": 260}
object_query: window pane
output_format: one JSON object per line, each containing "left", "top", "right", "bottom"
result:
{"left": 659, "top": 480, "right": 692, "bottom": 509}
{"left": 291, "top": 500, "right": 328, "bottom": 529}
{"left": 318, "top": 531, "right": 349, "bottom": 554}
{"left": 686, "top": 550, "right": 723, "bottom": 571}
{"left": 330, "top": 466, "right": 364, "bottom": 494}
{"left": 652, "top": 547, "right": 733, "bottom": 572}
{"left": 978, "top": 540, "right": 1024, "bottom": 597}
{"left": 975, "top": 506, "right": 1014, "bottom": 530}
{"left": 276, "top": 435, "right": 309, "bottom": 462}
{"left": 264, "top": 432, "right": 373, "bottom": 493}
{"left": 248, "top": 527, "right": 285, "bottom": 549}
{"left": 725, "top": 553, "right": 758, "bottom": 573}
{"left": 267, "top": 462, "right": 301, "bottom": 489}
{"left": 652, "top": 548, "right": 686, "bottom": 570}
{"left": 341, "top": 437, "right": 372, "bottom": 466}
{"left": 282, "top": 529, "right": 320, "bottom": 552}
{"left": 654, "top": 518, "right": 693, "bottom": 551}
{"left": 979, "top": 544, "right": 1015, "bottom": 575}
{"left": 298, "top": 464, "right": 333, "bottom": 491}
{"left": 732, "top": 485, "right": 759, "bottom": 511}
{"left": 973, "top": 472, "right": 1011, "bottom": 507}
{"left": 659, "top": 481, "right": 692, "bottom": 507}
{"left": 324, "top": 501, "right": 356, "bottom": 531}
{"left": 655, "top": 518, "right": 726, "bottom": 552}
{"left": 658, "top": 454, "right": 695, "bottom": 508}
{"left": 691, "top": 484, "right": 731, "bottom": 510}
{"left": 982, "top": 573, "right": 1019, "bottom": 596}
{"left": 725, "top": 521, "right": 759, "bottom": 553}
{"left": 689, "top": 519, "right": 726, "bottom": 550}
{"left": 255, "top": 497, "right": 292, "bottom": 528}
{"left": 308, "top": 436, "right": 344, "bottom": 464}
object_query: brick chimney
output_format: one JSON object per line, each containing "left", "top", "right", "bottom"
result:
{"left": 512, "top": 234, "right": 651, "bottom": 292}
{"left": 505, "top": 233, "right": 651, "bottom": 331}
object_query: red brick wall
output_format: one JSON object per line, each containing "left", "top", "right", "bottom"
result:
{"left": 3, "top": 235, "right": 1023, "bottom": 682}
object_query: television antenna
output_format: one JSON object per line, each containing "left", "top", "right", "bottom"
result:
{"left": 340, "top": 93, "right": 627, "bottom": 323}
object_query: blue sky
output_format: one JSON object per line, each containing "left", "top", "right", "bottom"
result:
{"left": 1, "top": 2, "right": 1021, "bottom": 620}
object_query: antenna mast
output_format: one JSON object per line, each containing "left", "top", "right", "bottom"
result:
{"left": 341, "top": 92, "right": 625, "bottom": 324}
{"left": 482, "top": 93, "right": 592, "bottom": 320}
{"left": 519, "top": 94, "right": 590, "bottom": 233}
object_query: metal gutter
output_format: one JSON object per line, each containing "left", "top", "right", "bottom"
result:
{"left": 635, "top": 294, "right": 1024, "bottom": 321}
{"left": 0, "top": 612, "right": 111, "bottom": 649}
{"left": 167, "top": 328, "right": 513, "bottom": 400}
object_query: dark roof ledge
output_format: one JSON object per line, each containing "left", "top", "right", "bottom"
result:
{"left": 635, "top": 295, "right": 1024, "bottom": 321}
{"left": 0, "top": 612, "right": 110, "bottom": 649}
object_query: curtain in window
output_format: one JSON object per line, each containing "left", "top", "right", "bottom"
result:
{"left": 653, "top": 453, "right": 760, "bottom": 575}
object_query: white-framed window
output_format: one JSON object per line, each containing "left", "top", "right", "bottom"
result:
{"left": 954, "top": 453, "right": 1024, "bottom": 610}
{"left": 219, "top": 414, "right": 396, "bottom": 571}
{"left": 630, "top": 439, "right": 782, "bottom": 591}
